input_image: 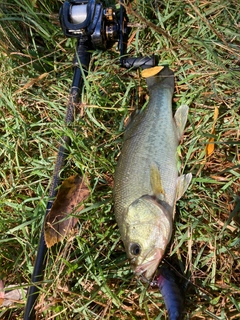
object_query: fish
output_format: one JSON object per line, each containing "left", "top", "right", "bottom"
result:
{"left": 155, "top": 263, "right": 185, "bottom": 320}
{"left": 114, "top": 66, "right": 192, "bottom": 280}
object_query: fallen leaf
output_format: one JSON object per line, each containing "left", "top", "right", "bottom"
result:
{"left": 44, "top": 175, "right": 90, "bottom": 248}
{"left": 206, "top": 137, "right": 215, "bottom": 156}
{"left": 205, "top": 106, "right": 219, "bottom": 158}
{"left": 0, "top": 280, "right": 27, "bottom": 307}
{"left": 141, "top": 66, "right": 164, "bottom": 78}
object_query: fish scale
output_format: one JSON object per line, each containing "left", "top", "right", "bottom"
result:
{"left": 115, "top": 87, "right": 177, "bottom": 208}
{"left": 114, "top": 66, "right": 192, "bottom": 280}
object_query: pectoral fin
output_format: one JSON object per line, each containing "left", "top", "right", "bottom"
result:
{"left": 174, "top": 105, "right": 189, "bottom": 140}
{"left": 150, "top": 163, "right": 165, "bottom": 200}
{"left": 176, "top": 173, "right": 192, "bottom": 201}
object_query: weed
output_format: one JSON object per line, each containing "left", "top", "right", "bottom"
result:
{"left": 0, "top": 0, "right": 239, "bottom": 319}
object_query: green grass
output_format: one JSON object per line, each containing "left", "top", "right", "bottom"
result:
{"left": 0, "top": 0, "right": 239, "bottom": 319}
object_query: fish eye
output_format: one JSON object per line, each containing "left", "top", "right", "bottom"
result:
{"left": 130, "top": 243, "right": 141, "bottom": 256}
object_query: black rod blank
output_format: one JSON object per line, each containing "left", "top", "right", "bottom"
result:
{"left": 23, "top": 38, "right": 91, "bottom": 320}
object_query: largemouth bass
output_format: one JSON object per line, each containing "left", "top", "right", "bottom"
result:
{"left": 114, "top": 66, "right": 192, "bottom": 280}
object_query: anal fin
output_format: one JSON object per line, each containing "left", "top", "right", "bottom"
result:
{"left": 176, "top": 173, "right": 192, "bottom": 201}
{"left": 174, "top": 105, "right": 189, "bottom": 140}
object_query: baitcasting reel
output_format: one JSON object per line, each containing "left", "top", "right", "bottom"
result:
{"left": 60, "top": 0, "right": 128, "bottom": 51}
{"left": 59, "top": 0, "right": 156, "bottom": 68}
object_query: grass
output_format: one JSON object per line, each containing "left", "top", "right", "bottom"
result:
{"left": 0, "top": 0, "right": 239, "bottom": 319}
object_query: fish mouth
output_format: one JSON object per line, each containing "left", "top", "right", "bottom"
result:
{"left": 133, "top": 248, "right": 164, "bottom": 281}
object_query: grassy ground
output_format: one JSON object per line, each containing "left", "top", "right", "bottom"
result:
{"left": 0, "top": 0, "right": 239, "bottom": 319}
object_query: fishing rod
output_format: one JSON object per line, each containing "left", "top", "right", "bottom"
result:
{"left": 24, "top": 1, "right": 155, "bottom": 319}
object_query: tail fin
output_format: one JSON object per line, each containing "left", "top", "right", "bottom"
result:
{"left": 146, "top": 65, "right": 174, "bottom": 93}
